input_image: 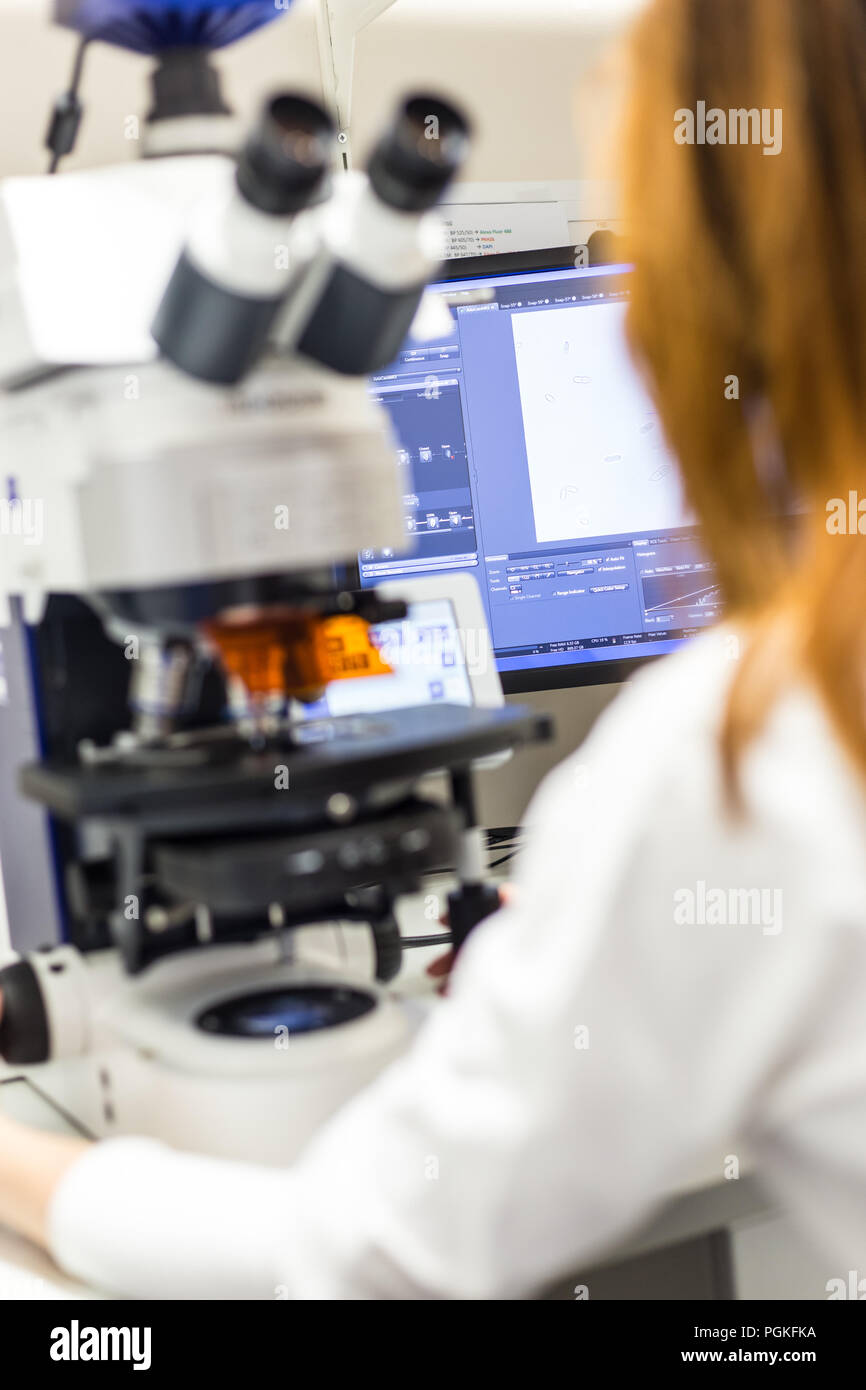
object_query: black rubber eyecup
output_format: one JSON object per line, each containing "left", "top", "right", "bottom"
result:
{"left": 0, "top": 958, "right": 50, "bottom": 1065}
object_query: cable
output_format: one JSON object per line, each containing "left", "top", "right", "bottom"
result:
{"left": 485, "top": 823, "right": 524, "bottom": 871}
{"left": 400, "top": 932, "right": 454, "bottom": 950}
{"left": 46, "top": 36, "right": 90, "bottom": 174}
{"left": 486, "top": 825, "right": 522, "bottom": 843}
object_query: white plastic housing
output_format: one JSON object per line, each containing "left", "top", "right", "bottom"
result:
{"left": 0, "top": 356, "right": 405, "bottom": 623}
{"left": 24, "top": 942, "right": 416, "bottom": 1164}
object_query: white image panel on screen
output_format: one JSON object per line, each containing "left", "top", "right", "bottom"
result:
{"left": 512, "top": 299, "right": 692, "bottom": 545}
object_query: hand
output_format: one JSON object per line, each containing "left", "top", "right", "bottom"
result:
{"left": 427, "top": 883, "right": 515, "bottom": 994}
{"left": 0, "top": 1108, "right": 89, "bottom": 1250}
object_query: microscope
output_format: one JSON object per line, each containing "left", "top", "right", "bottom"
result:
{"left": 0, "top": 15, "right": 550, "bottom": 1162}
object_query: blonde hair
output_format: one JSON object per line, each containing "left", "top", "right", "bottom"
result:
{"left": 621, "top": 0, "right": 866, "bottom": 800}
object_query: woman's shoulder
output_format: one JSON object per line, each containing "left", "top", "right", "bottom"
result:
{"left": 593, "top": 623, "right": 844, "bottom": 772}
{"left": 531, "top": 624, "right": 866, "bottom": 869}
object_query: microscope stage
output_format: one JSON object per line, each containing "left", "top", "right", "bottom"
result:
{"left": 21, "top": 702, "right": 552, "bottom": 823}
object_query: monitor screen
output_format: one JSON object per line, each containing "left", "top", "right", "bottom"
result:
{"left": 299, "top": 598, "right": 475, "bottom": 720}
{"left": 359, "top": 258, "right": 720, "bottom": 692}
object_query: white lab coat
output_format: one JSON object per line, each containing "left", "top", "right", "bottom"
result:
{"left": 50, "top": 627, "right": 866, "bottom": 1298}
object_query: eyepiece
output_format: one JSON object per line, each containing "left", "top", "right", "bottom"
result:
{"left": 367, "top": 94, "right": 471, "bottom": 213}
{"left": 236, "top": 93, "right": 336, "bottom": 215}
{"left": 153, "top": 91, "right": 338, "bottom": 384}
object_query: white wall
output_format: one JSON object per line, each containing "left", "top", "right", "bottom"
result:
{"left": 0, "top": 0, "right": 640, "bottom": 180}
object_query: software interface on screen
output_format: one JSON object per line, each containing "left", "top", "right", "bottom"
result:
{"left": 301, "top": 599, "right": 474, "bottom": 719}
{"left": 360, "top": 264, "right": 721, "bottom": 680}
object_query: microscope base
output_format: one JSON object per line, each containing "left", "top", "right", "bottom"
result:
{"left": 20, "top": 943, "right": 416, "bottom": 1165}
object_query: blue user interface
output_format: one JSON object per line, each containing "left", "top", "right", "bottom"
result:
{"left": 361, "top": 264, "right": 719, "bottom": 681}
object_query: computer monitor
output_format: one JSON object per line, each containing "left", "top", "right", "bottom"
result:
{"left": 358, "top": 248, "right": 721, "bottom": 693}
